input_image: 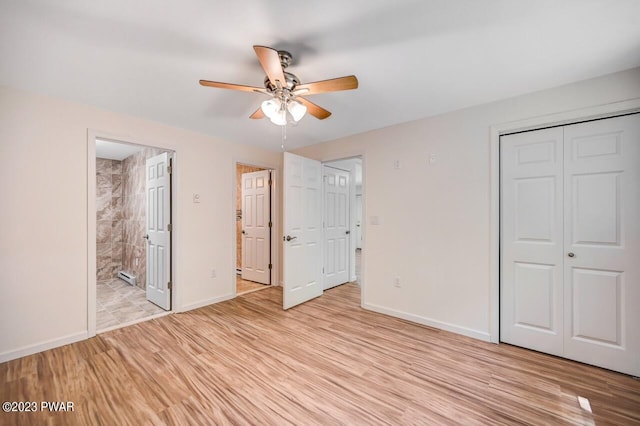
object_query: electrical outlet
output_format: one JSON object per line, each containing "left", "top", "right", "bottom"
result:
{"left": 135, "top": 258, "right": 139, "bottom": 266}
{"left": 394, "top": 276, "right": 401, "bottom": 288}
{"left": 210, "top": 269, "right": 216, "bottom": 278}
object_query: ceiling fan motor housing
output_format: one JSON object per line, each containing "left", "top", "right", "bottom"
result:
{"left": 264, "top": 71, "right": 300, "bottom": 92}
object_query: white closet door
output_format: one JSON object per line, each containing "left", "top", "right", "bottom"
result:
{"left": 500, "top": 127, "right": 565, "bottom": 357}
{"left": 501, "top": 114, "right": 640, "bottom": 376}
{"left": 562, "top": 115, "right": 640, "bottom": 376}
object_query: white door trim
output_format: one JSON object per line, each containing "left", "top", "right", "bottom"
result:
{"left": 489, "top": 99, "right": 640, "bottom": 344}
{"left": 233, "top": 160, "right": 280, "bottom": 296}
{"left": 87, "top": 130, "right": 179, "bottom": 338}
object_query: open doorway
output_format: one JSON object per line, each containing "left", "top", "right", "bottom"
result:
{"left": 94, "top": 139, "right": 173, "bottom": 331}
{"left": 281, "top": 153, "right": 364, "bottom": 309}
{"left": 322, "top": 157, "right": 363, "bottom": 289}
{"left": 236, "top": 163, "right": 274, "bottom": 296}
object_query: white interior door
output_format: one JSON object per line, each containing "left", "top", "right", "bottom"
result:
{"left": 323, "top": 166, "right": 350, "bottom": 289}
{"left": 283, "top": 152, "right": 323, "bottom": 309}
{"left": 562, "top": 115, "right": 639, "bottom": 376}
{"left": 146, "top": 153, "right": 171, "bottom": 310}
{"left": 241, "top": 170, "right": 271, "bottom": 284}
{"left": 501, "top": 114, "right": 640, "bottom": 376}
{"left": 500, "top": 127, "right": 565, "bottom": 357}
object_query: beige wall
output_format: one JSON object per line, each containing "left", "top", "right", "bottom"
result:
{"left": 294, "top": 67, "right": 640, "bottom": 340}
{"left": 0, "top": 85, "right": 281, "bottom": 361}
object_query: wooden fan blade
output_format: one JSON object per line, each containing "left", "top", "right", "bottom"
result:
{"left": 297, "top": 97, "right": 331, "bottom": 120}
{"left": 253, "top": 45, "right": 287, "bottom": 88}
{"left": 250, "top": 108, "right": 265, "bottom": 119}
{"left": 294, "top": 75, "right": 358, "bottom": 95}
{"left": 199, "top": 80, "right": 267, "bottom": 94}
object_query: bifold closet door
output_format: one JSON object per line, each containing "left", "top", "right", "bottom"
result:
{"left": 562, "top": 115, "right": 640, "bottom": 376}
{"left": 500, "top": 127, "right": 565, "bottom": 357}
{"left": 501, "top": 114, "right": 640, "bottom": 376}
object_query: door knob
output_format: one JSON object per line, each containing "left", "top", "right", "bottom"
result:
{"left": 568, "top": 252, "right": 575, "bottom": 258}
{"left": 284, "top": 235, "right": 297, "bottom": 242}
{"left": 242, "top": 230, "right": 246, "bottom": 234}
{"left": 345, "top": 230, "right": 350, "bottom": 235}
{"left": 143, "top": 234, "right": 149, "bottom": 240}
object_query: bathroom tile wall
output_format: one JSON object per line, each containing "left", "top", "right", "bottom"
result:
{"left": 96, "top": 158, "right": 123, "bottom": 281}
{"left": 122, "top": 148, "right": 166, "bottom": 289}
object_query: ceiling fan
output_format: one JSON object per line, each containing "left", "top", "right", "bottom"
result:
{"left": 199, "top": 46, "right": 358, "bottom": 126}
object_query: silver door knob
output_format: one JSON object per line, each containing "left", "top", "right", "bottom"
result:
{"left": 284, "top": 235, "right": 297, "bottom": 242}
{"left": 568, "top": 252, "right": 575, "bottom": 257}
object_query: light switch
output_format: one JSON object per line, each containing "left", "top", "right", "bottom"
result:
{"left": 370, "top": 215, "right": 380, "bottom": 225}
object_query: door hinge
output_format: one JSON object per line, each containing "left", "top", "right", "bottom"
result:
{"left": 167, "top": 160, "right": 173, "bottom": 174}
{"left": 268, "top": 263, "right": 272, "bottom": 270}
{"left": 268, "top": 221, "right": 272, "bottom": 228}
{"left": 268, "top": 179, "right": 272, "bottom": 186}
{"left": 167, "top": 223, "right": 172, "bottom": 232}
{"left": 167, "top": 281, "right": 172, "bottom": 290}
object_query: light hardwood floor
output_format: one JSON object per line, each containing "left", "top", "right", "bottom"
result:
{"left": 1, "top": 284, "right": 638, "bottom": 425}
{"left": 236, "top": 276, "right": 269, "bottom": 295}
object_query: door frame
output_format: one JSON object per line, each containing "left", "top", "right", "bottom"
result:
{"left": 489, "top": 99, "right": 640, "bottom": 344}
{"left": 233, "top": 160, "right": 279, "bottom": 296}
{"left": 87, "top": 130, "right": 178, "bottom": 337}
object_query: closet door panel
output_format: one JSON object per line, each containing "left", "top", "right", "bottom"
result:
{"left": 500, "top": 127, "right": 564, "bottom": 356}
{"left": 563, "top": 114, "right": 640, "bottom": 376}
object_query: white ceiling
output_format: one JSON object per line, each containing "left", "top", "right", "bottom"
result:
{"left": 1, "top": 1, "right": 639, "bottom": 152}
{"left": 95, "top": 139, "right": 143, "bottom": 160}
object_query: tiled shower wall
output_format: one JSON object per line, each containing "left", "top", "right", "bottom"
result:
{"left": 122, "top": 148, "right": 164, "bottom": 289}
{"left": 96, "top": 158, "right": 124, "bottom": 281}
{"left": 236, "top": 164, "right": 265, "bottom": 270}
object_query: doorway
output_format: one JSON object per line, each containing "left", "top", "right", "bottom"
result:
{"left": 323, "top": 157, "right": 363, "bottom": 288}
{"left": 236, "top": 163, "right": 274, "bottom": 296}
{"left": 282, "top": 152, "right": 364, "bottom": 309}
{"left": 94, "top": 138, "right": 174, "bottom": 331}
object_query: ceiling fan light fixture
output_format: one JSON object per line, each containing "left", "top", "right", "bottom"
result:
{"left": 287, "top": 100, "right": 307, "bottom": 122}
{"left": 269, "top": 109, "right": 287, "bottom": 126}
{"left": 261, "top": 98, "right": 280, "bottom": 119}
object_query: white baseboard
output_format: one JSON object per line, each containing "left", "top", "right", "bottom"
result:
{"left": 362, "top": 302, "right": 491, "bottom": 342}
{"left": 0, "top": 331, "right": 88, "bottom": 363}
{"left": 178, "top": 293, "right": 234, "bottom": 312}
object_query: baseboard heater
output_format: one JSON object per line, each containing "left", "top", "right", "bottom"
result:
{"left": 117, "top": 271, "right": 136, "bottom": 286}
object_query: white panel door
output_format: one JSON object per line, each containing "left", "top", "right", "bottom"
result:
{"left": 501, "top": 114, "right": 640, "bottom": 376}
{"left": 501, "top": 128, "right": 565, "bottom": 356}
{"left": 283, "top": 152, "right": 323, "bottom": 309}
{"left": 241, "top": 170, "right": 271, "bottom": 284}
{"left": 146, "top": 153, "right": 171, "bottom": 310}
{"left": 323, "top": 166, "right": 350, "bottom": 290}
{"left": 562, "top": 115, "right": 640, "bottom": 376}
